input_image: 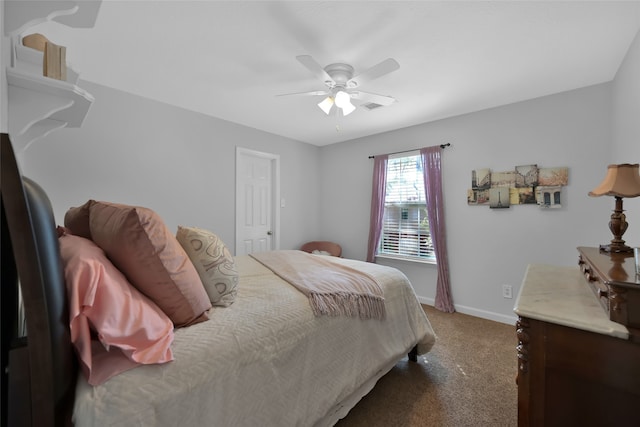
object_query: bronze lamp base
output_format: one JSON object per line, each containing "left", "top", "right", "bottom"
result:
{"left": 600, "top": 196, "right": 633, "bottom": 253}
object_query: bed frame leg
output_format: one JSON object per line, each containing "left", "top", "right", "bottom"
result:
{"left": 408, "top": 345, "right": 418, "bottom": 362}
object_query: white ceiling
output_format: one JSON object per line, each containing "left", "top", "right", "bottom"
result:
{"left": 29, "top": 1, "right": 640, "bottom": 146}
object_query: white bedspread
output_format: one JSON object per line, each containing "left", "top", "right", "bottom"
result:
{"left": 73, "top": 254, "right": 436, "bottom": 427}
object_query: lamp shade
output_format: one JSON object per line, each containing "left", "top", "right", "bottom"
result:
{"left": 588, "top": 163, "right": 640, "bottom": 198}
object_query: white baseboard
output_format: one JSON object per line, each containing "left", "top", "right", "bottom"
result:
{"left": 417, "top": 296, "right": 518, "bottom": 326}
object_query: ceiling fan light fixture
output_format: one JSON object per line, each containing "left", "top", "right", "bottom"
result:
{"left": 288, "top": 55, "right": 400, "bottom": 118}
{"left": 340, "top": 101, "right": 356, "bottom": 116}
{"left": 334, "top": 90, "right": 350, "bottom": 107}
{"left": 335, "top": 90, "right": 355, "bottom": 116}
{"left": 318, "top": 96, "right": 334, "bottom": 114}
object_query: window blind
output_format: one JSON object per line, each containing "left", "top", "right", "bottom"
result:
{"left": 379, "top": 154, "right": 435, "bottom": 260}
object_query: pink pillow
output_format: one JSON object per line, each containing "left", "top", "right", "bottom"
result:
{"left": 58, "top": 231, "right": 175, "bottom": 386}
{"left": 88, "top": 201, "right": 211, "bottom": 327}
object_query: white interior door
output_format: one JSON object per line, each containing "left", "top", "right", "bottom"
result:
{"left": 235, "top": 147, "right": 280, "bottom": 256}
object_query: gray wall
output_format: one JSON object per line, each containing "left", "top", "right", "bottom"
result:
{"left": 0, "top": 3, "right": 6, "bottom": 134}
{"left": 19, "top": 28, "right": 640, "bottom": 324}
{"left": 21, "top": 82, "right": 322, "bottom": 252}
{"left": 612, "top": 29, "right": 640, "bottom": 246}
{"left": 319, "top": 84, "right": 613, "bottom": 323}
{"left": 315, "top": 28, "right": 640, "bottom": 323}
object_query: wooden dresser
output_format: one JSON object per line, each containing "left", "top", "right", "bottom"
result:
{"left": 514, "top": 262, "right": 640, "bottom": 426}
{"left": 577, "top": 246, "right": 640, "bottom": 332}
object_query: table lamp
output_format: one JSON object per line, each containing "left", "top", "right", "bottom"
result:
{"left": 588, "top": 163, "right": 640, "bottom": 253}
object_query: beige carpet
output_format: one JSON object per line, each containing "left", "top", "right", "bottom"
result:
{"left": 336, "top": 305, "right": 518, "bottom": 427}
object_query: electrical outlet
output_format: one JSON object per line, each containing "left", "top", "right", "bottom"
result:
{"left": 502, "top": 284, "right": 513, "bottom": 299}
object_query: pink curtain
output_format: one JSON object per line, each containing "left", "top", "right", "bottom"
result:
{"left": 366, "top": 155, "right": 388, "bottom": 262}
{"left": 421, "top": 146, "right": 455, "bottom": 313}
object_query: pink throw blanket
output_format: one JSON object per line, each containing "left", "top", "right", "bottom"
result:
{"left": 250, "top": 250, "right": 386, "bottom": 320}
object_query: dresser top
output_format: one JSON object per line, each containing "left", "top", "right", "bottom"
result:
{"left": 514, "top": 264, "right": 629, "bottom": 339}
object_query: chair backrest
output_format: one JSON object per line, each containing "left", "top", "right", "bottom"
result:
{"left": 300, "top": 241, "right": 342, "bottom": 257}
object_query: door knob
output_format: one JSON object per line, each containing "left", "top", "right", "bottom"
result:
{"left": 267, "top": 231, "right": 272, "bottom": 235}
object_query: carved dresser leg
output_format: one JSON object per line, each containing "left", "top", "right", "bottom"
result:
{"left": 516, "top": 317, "right": 530, "bottom": 375}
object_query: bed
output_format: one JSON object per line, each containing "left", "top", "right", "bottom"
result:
{"left": 0, "top": 133, "right": 436, "bottom": 427}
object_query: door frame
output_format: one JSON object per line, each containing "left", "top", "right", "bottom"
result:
{"left": 235, "top": 147, "right": 280, "bottom": 255}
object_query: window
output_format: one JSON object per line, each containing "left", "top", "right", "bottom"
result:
{"left": 378, "top": 152, "right": 435, "bottom": 262}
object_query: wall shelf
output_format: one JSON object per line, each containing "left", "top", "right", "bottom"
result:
{"left": 3, "top": 0, "right": 101, "bottom": 153}
{"left": 4, "top": 0, "right": 101, "bottom": 35}
{"left": 7, "top": 67, "right": 94, "bottom": 151}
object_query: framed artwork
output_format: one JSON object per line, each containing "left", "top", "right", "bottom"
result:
{"left": 538, "top": 167, "right": 569, "bottom": 186}
{"left": 468, "top": 164, "right": 568, "bottom": 210}
{"left": 491, "top": 171, "right": 516, "bottom": 188}
{"left": 515, "top": 165, "right": 539, "bottom": 188}
{"left": 472, "top": 168, "right": 491, "bottom": 190}
{"left": 489, "top": 188, "right": 510, "bottom": 209}
{"left": 536, "top": 186, "right": 563, "bottom": 208}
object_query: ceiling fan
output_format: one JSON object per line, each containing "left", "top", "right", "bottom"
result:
{"left": 280, "top": 55, "right": 400, "bottom": 116}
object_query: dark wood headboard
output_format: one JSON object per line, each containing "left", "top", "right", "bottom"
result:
{"left": 1, "top": 133, "right": 76, "bottom": 427}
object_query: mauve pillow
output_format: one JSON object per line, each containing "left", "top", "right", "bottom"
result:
{"left": 64, "top": 199, "right": 94, "bottom": 239}
{"left": 88, "top": 201, "right": 211, "bottom": 327}
{"left": 176, "top": 226, "right": 238, "bottom": 307}
{"left": 58, "top": 231, "right": 175, "bottom": 386}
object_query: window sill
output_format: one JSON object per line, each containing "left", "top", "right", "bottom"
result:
{"left": 375, "top": 254, "right": 437, "bottom": 265}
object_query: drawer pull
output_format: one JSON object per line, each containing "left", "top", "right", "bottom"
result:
{"left": 583, "top": 267, "right": 596, "bottom": 282}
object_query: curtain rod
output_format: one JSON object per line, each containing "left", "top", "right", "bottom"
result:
{"left": 368, "top": 143, "right": 450, "bottom": 159}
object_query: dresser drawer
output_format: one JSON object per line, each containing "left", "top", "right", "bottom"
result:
{"left": 578, "top": 254, "right": 610, "bottom": 313}
{"left": 577, "top": 247, "right": 640, "bottom": 330}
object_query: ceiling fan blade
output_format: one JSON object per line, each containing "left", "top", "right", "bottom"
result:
{"left": 296, "top": 55, "right": 335, "bottom": 87}
{"left": 347, "top": 58, "right": 400, "bottom": 88}
{"left": 350, "top": 91, "right": 397, "bottom": 106}
{"left": 277, "top": 90, "right": 330, "bottom": 97}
